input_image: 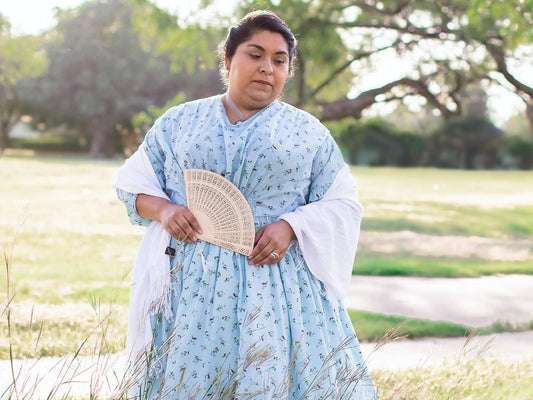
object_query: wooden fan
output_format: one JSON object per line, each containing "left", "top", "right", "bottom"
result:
{"left": 184, "top": 169, "right": 255, "bottom": 256}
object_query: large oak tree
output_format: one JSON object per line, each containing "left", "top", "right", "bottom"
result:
{"left": 229, "top": 0, "right": 533, "bottom": 136}
{"left": 35, "top": 0, "right": 176, "bottom": 158}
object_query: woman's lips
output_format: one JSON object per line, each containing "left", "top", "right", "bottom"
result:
{"left": 253, "top": 80, "right": 272, "bottom": 86}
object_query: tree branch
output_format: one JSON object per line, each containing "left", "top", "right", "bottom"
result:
{"left": 294, "top": 53, "right": 306, "bottom": 107}
{"left": 310, "top": 40, "right": 403, "bottom": 99}
{"left": 336, "top": 20, "right": 455, "bottom": 40}
{"left": 325, "top": 1, "right": 457, "bottom": 41}
{"left": 484, "top": 41, "right": 533, "bottom": 101}
{"left": 319, "top": 77, "right": 459, "bottom": 120}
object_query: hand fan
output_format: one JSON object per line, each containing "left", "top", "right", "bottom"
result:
{"left": 184, "top": 169, "right": 255, "bottom": 256}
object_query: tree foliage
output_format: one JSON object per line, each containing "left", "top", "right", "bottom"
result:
{"left": 463, "top": 0, "right": 533, "bottom": 134}
{"left": 20, "top": 0, "right": 227, "bottom": 157}
{"left": 0, "top": 14, "right": 47, "bottom": 153}
{"left": 226, "top": 0, "right": 533, "bottom": 137}
{"left": 128, "top": 0, "right": 223, "bottom": 76}
{"left": 3, "top": 0, "right": 533, "bottom": 160}
{"left": 32, "top": 0, "right": 177, "bottom": 157}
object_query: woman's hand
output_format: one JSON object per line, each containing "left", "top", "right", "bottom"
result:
{"left": 249, "top": 220, "right": 296, "bottom": 266}
{"left": 159, "top": 202, "right": 203, "bottom": 243}
{"left": 136, "top": 194, "right": 202, "bottom": 242}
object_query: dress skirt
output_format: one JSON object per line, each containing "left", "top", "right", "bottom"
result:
{"left": 132, "top": 217, "right": 377, "bottom": 400}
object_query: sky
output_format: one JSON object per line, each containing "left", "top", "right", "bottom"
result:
{"left": 1, "top": 0, "right": 529, "bottom": 126}
{"left": 1, "top": 0, "right": 206, "bottom": 35}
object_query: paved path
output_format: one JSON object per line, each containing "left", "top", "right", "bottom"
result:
{"left": 360, "top": 331, "right": 533, "bottom": 371}
{"left": 346, "top": 274, "right": 533, "bottom": 371}
{"left": 344, "top": 274, "right": 533, "bottom": 327}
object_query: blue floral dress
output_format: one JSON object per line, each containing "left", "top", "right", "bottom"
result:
{"left": 117, "top": 95, "right": 378, "bottom": 399}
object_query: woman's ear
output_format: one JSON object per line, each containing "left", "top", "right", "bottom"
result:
{"left": 224, "top": 55, "right": 231, "bottom": 71}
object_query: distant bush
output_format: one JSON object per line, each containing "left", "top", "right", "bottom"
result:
{"left": 332, "top": 118, "right": 425, "bottom": 167}
{"left": 329, "top": 116, "right": 533, "bottom": 170}
{"left": 12, "top": 133, "right": 88, "bottom": 153}
{"left": 501, "top": 135, "right": 533, "bottom": 169}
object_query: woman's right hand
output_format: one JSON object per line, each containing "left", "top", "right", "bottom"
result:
{"left": 136, "top": 194, "right": 203, "bottom": 242}
{"left": 159, "top": 202, "right": 203, "bottom": 242}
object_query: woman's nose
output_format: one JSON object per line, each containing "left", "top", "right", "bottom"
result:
{"left": 260, "top": 59, "right": 273, "bottom": 74}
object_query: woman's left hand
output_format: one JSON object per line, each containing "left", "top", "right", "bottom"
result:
{"left": 249, "top": 220, "right": 296, "bottom": 266}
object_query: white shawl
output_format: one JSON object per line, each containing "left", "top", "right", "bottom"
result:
{"left": 114, "top": 148, "right": 173, "bottom": 365}
{"left": 115, "top": 148, "right": 363, "bottom": 363}
{"left": 279, "top": 165, "right": 363, "bottom": 302}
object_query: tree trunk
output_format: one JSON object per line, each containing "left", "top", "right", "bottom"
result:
{"left": 295, "top": 55, "right": 306, "bottom": 108}
{"left": 1, "top": 84, "right": 20, "bottom": 154}
{"left": 0, "top": 127, "right": 7, "bottom": 154}
{"left": 465, "top": 146, "right": 476, "bottom": 169}
{"left": 0, "top": 116, "right": 13, "bottom": 154}
{"left": 89, "top": 115, "right": 113, "bottom": 158}
{"left": 526, "top": 103, "right": 533, "bottom": 140}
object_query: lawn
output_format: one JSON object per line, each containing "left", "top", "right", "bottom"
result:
{"left": 373, "top": 358, "right": 533, "bottom": 399}
{"left": 1, "top": 154, "right": 532, "bottom": 398}
{"left": 354, "top": 166, "right": 533, "bottom": 239}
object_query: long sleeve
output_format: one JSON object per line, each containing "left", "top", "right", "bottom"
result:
{"left": 115, "top": 108, "right": 176, "bottom": 226}
{"left": 116, "top": 189, "right": 151, "bottom": 227}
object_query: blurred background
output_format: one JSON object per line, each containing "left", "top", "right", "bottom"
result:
{"left": 1, "top": 0, "right": 533, "bottom": 166}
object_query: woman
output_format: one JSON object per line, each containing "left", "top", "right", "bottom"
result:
{"left": 115, "top": 10, "right": 378, "bottom": 400}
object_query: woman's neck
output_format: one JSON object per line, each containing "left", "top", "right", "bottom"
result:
{"left": 222, "top": 92, "right": 262, "bottom": 124}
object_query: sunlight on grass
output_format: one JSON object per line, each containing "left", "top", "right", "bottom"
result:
{"left": 374, "top": 358, "right": 533, "bottom": 399}
{"left": 0, "top": 312, "right": 127, "bottom": 359}
{"left": 1, "top": 229, "right": 138, "bottom": 283}
{"left": 0, "top": 299, "right": 128, "bottom": 359}
{"left": 362, "top": 202, "right": 533, "bottom": 238}
{"left": 352, "top": 167, "right": 533, "bottom": 208}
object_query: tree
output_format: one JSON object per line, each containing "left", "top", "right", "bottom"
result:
{"left": 230, "top": 0, "right": 468, "bottom": 121}
{"left": 225, "top": 0, "right": 533, "bottom": 137}
{"left": 34, "top": 0, "right": 177, "bottom": 158}
{"left": 235, "top": 0, "right": 359, "bottom": 110}
{"left": 465, "top": 0, "right": 533, "bottom": 136}
{"left": 0, "top": 14, "right": 47, "bottom": 153}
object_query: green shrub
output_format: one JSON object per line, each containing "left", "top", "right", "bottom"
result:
{"left": 503, "top": 135, "right": 533, "bottom": 169}
{"left": 12, "top": 133, "right": 88, "bottom": 152}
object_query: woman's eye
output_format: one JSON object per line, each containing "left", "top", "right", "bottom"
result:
{"left": 275, "top": 59, "right": 286, "bottom": 64}
{"left": 249, "top": 54, "right": 261, "bottom": 59}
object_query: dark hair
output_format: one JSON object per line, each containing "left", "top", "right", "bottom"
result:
{"left": 219, "top": 10, "right": 297, "bottom": 77}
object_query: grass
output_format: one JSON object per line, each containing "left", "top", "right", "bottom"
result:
{"left": 2, "top": 229, "right": 135, "bottom": 304}
{"left": 354, "top": 166, "right": 533, "bottom": 239}
{"left": 348, "top": 310, "right": 488, "bottom": 342}
{"left": 1, "top": 154, "right": 532, "bottom": 399}
{"left": 349, "top": 310, "right": 532, "bottom": 342}
{"left": 361, "top": 203, "right": 533, "bottom": 238}
{"left": 0, "top": 303, "right": 127, "bottom": 359}
{"left": 354, "top": 253, "right": 533, "bottom": 277}
{"left": 353, "top": 166, "right": 533, "bottom": 206}
{"left": 374, "top": 358, "right": 533, "bottom": 399}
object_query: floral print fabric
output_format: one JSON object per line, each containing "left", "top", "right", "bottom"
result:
{"left": 117, "top": 95, "right": 377, "bottom": 399}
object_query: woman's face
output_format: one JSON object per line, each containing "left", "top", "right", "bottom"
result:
{"left": 225, "top": 30, "right": 290, "bottom": 112}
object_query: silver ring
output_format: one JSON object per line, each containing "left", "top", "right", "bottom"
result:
{"left": 270, "top": 251, "right": 279, "bottom": 260}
